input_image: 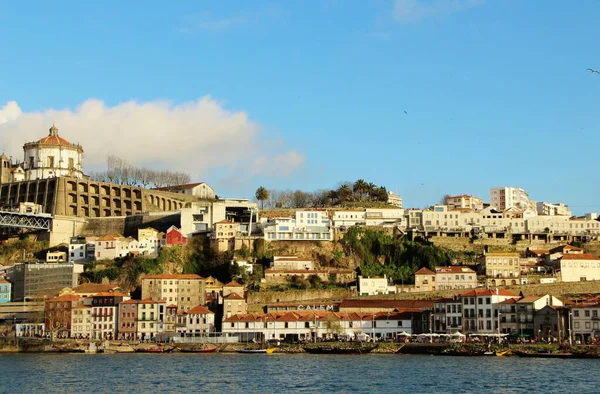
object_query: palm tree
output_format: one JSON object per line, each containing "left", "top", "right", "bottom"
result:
{"left": 353, "top": 179, "right": 368, "bottom": 201}
{"left": 366, "top": 182, "right": 376, "bottom": 201}
{"left": 255, "top": 186, "right": 269, "bottom": 209}
{"left": 338, "top": 184, "right": 353, "bottom": 204}
{"left": 374, "top": 186, "right": 388, "bottom": 202}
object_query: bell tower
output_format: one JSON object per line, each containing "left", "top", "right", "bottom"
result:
{"left": 0, "top": 153, "right": 11, "bottom": 184}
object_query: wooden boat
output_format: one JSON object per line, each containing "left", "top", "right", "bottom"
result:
{"left": 302, "top": 344, "right": 377, "bottom": 355}
{"left": 135, "top": 346, "right": 175, "bottom": 353}
{"left": 236, "top": 348, "right": 277, "bottom": 354}
{"left": 178, "top": 345, "right": 219, "bottom": 353}
{"left": 496, "top": 350, "right": 510, "bottom": 357}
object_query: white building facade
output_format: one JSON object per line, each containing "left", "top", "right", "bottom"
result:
{"left": 22, "top": 125, "right": 84, "bottom": 181}
{"left": 264, "top": 211, "right": 332, "bottom": 241}
{"left": 489, "top": 187, "right": 531, "bottom": 211}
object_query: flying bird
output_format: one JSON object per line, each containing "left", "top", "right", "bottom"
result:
{"left": 587, "top": 68, "right": 600, "bottom": 74}
{"left": 404, "top": 110, "right": 408, "bottom": 114}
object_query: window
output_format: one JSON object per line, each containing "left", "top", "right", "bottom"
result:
{"left": 585, "top": 310, "right": 590, "bottom": 317}
{"left": 486, "top": 298, "right": 491, "bottom": 305}
{"left": 574, "top": 311, "right": 579, "bottom": 317}
{"left": 68, "top": 158, "right": 74, "bottom": 169}
{"left": 48, "top": 156, "right": 55, "bottom": 168}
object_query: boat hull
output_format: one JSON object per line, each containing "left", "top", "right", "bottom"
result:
{"left": 302, "top": 346, "right": 376, "bottom": 355}
{"left": 236, "top": 348, "right": 276, "bottom": 354}
{"left": 179, "top": 347, "right": 218, "bottom": 353}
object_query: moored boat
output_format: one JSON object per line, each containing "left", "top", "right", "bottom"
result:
{"left": 134, "top": 346, "right": 175, "bottom": 353}
{"left": 178, "top": 345, "right": 219, "bottom": 353}
{"left": 302, "top": 344, "right": 377, "bottom": 355}
{"left": 236, "top": 348, "right": 277, "bottom": 354}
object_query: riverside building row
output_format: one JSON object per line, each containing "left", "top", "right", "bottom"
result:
{"left": 42, "top": 274, "right": 239, "bottom": 340}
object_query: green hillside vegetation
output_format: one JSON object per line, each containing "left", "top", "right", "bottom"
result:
{"left": 341, "top": 227, "right": 471, "bottom": 283}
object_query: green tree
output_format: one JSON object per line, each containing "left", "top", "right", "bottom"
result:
{"left": 328, "top": 273, "right": 337, "bottom": 285}
{"left": 307, "top": 274, "right": 323, "bottom": 288}
{"left": 366, "top": 182, "right": 376, "bottom": 201}
{"left": 255, "top": 186, "right": 269, "bottom": 209}
{"left": 353, "top": 179, "right": 368, "bottom": 201}
{"left": 289, "top": 275, "right": 309, "bottom": 289}
{"left": 325, "top": 314, "right": 343, "bottom": 337}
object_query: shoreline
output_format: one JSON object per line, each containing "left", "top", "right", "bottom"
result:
{"left": 2, "top": 339, "right": 600, "bottom": 358}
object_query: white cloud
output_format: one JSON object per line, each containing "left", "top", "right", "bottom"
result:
{"left": 393, "top": 0, "right": 484, "bottom": 23}
{"left": 0, "top": 101, "right": 22, "bottom": 125}
{"left": 0, "top": 98, "right": 304, "bottom": 184}
{"left": 251, "top": 151, "right": 306, "bottom": 177}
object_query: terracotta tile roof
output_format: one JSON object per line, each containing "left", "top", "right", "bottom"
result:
{"left": 48, "top": 294, "right": 81, "bottom": 302}
{"left": 96, "top": 234, "right": 124, "bottom": 241}
{"left": 528, "top": 249, "right": 549, "bottom": 256}
{"left": 0, "top": 279, "right": 11, "bottom": 284}
{"left": 224, "top": 281, "right": 243, "bottom": 287}
{"left": 373, "top": 311, "right": 413, "bottom": 321}
{"left": 435, "top": 266, "right": 476, "bottom": 274}
{"left": 550, "top": 244, "right": 583, "bottom": 253}
{"left": 339, "top": 299, "right": 433, "bottom": 310}
{"left": 38, "top": 134, "right": 71, "bottom": 145}
{"left": 93, "top": 292, "right": 129, "bottom": 297}
{"left": 414, "top": 267, "right": 435, "bottom": 275}
{"left": 459, "top": 289, "right": 519, "bottom": 297}
{"left": 224, "top": 293, "right": 244, "bottom": 300}
{"left": 558, "top": 254, "right": 600, "bottom": 261}
{"left": 166, "top": 304, "right": 177, "bottom": 308}
{"left": 223, "top": 311, "right": 414, "bottom": 324}
{"left": 143, "top": 274, "right": 204, "bottom": 280}
{"left": 73, "top": 304, "right": 92, "bottom": 309}
{"left": 517, "top": 295, "right": 546, "bottom": 303}
{"left": 499, "top": 298, "right": 519, "bottom": 304}
{"left": 266, "top": 301, "right": 338, "bottom": 308}
{"left": 216, "top": 219, "right": 234, "bottom": 224}
{"left": 188, "top": 305, "right": 214, "bottom": 315}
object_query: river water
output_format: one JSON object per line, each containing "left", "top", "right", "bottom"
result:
{"left": 1, "top": 353, "right": 598, "bottom": 393}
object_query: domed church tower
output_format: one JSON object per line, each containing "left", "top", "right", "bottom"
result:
{"left": 22, "top": 125, "right": 84, "bottom": 181}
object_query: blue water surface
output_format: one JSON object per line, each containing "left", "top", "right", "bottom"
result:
{"left": 1, "top": 353, "right": 599, "bottom": 393}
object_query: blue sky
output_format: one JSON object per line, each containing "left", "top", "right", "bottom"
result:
{"left": 0, "top": 0, "right": 599, "bottom": 213}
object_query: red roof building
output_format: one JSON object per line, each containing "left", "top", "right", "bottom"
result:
{"left": 165, "top": 226, "right": 187, "bottom": 246}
